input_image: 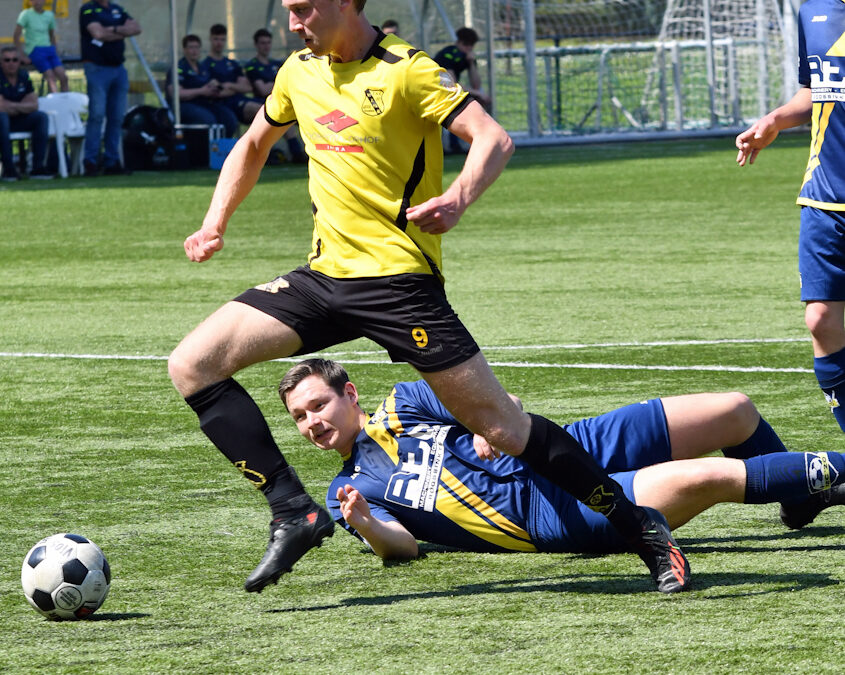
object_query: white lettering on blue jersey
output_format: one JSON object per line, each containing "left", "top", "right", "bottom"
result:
{"left": 385, "top": 423, "right": 447, "bottom": 512}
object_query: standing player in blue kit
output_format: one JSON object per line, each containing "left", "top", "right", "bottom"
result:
{"left": 736, "top": 0, "right": 845, "bottom": 433}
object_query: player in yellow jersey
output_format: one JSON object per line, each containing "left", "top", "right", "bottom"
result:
{"left": 168, "top": 0, "right": 690, "bottom": 594}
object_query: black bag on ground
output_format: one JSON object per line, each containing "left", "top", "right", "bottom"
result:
{"left": 122, "top": 105, "right": 175, "bottom": 171}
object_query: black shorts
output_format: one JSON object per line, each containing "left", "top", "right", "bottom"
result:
{"left": 234, "top": 266, "right": 480, "bottom": 372}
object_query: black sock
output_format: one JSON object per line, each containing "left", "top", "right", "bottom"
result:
{"left": 185, "top": 378, "right": 310, "bottom": 519}
{"left": 519, "top": 413, "right": 648, "bottom": 542}
{"left": 262, "top": 466, "right": 316, "bottom": 521}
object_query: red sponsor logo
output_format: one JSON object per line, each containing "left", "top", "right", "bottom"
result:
{"left": 314, "top": 144, "right": 364, "bottom": 153}
{"left": 315, "top": 109, "right": 359, "bottom": 132}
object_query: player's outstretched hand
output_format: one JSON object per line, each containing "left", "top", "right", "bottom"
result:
{"left": 406, "top": 194, "right": 463, "bottom": 234}
{"left": 184, "top": 228, "right": 224, "bottom": 262}
{"left": 735, "top": 117, "right": 779, "bottom": 166}
{"left": 337, "top": 484, "right": 371, "bottom": 529}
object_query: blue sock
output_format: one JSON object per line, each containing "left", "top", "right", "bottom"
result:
{"left": 722, "top": 418, "right": 787, "bottom": 459}
{"left": 744, "top": 451, "right": 845, "bottom": 503}
{"left": 814, "top": 346, "right": 845, "bottom": 432}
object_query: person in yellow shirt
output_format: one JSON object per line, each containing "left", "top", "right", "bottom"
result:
{"left": 167, "top": 0, "right": 690, "bottom": 595}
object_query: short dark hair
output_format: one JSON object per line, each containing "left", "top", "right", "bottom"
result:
{"left": 381, "top": 19, "right": 399, "bottom": 31}
{"left": 1, "top": 45, "right": 18, "bottom": 56}
{"left": 253, "top": 28, "right": 272, "bottom": 43}
{"left": 353, "top": 0, "right": 366, "bottom": 11}
{"left": 456, "top": 27, "right": 479, "bottom": 46}
{"left": 210, "top": 23, "right": 227, "bottom": 36}
{"left": 182, "top": 34, "right": 201, "bottom": 48}
{"left": 279, "top": 359, "right": 350, "bottom": 410}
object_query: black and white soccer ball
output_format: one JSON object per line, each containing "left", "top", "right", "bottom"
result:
{"left": 21, "top": 533, "right": 111, "bottom": 621}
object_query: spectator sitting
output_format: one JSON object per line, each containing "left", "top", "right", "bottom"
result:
{"left": 166, "top": 34, "right": 239, "bottom": 138}
{"left": 203, "top": 23, "right": 262, "bottom": 125}
{"left": 243, "top": 28, "right": 280, "bottom": 99}
{"left": 433, "top": 27, "right": 492, "bottom": 154}
{"left": 381, "top": 20, "right": 400, "bottom": 36}
{"left": 0, "top": 45, "right": 53, "bottom": 181}
{"left": 243, "top": 28, "right": 306, "bottom": 164}
{"left": 14, "top": 0, "right": 69, "bottom": 94}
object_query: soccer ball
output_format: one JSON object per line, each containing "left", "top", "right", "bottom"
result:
{"left": 21, "top": 533, "right": 111, "bottom": 621}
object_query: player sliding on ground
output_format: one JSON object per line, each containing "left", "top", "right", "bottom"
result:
{"left": 279, "top": 359, "right": 845, "bottom": 566}
{"left": 169, "top": 0, "right": 690, "bottom": 594}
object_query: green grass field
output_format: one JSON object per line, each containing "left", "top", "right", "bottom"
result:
{"left": 2, "top": 135, "right": 844, "bottom": 673}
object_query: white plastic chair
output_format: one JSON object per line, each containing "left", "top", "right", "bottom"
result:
{"left": 7, "top": 111, "right": 66, "bottom": 178}
{"left": 38, "top": 92, "right": 89, "bottom": 177}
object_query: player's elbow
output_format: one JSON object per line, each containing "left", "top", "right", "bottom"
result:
{"left": 370, "top": 532, "right": 419, "bottom": 561}
{"left": 379, "top": 540, "right": 419, "bottom": 561}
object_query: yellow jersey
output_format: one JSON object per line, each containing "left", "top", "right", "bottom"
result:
{"left": 264, "top": 32, "right": 470, "bottom": 281}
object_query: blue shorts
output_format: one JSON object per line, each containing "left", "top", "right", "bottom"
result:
{"left": 528, "top": 398, "right": 672, "bottom": 553}
{"left": 799, "top": 206, "right": 845, "bottom": 302}
{"left": 28, "top": 46, "right": 63, "bottom": 73}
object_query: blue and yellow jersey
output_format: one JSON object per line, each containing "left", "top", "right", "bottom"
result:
{"left": 327, "top": 381, "right": 539, "bottom": 553}
{"left": 264, "top": 31, "right": 470, "bottom": 281}
{"left": 797, "top": 0, "right": 845, "bottom": 210}
{"left": 326, "top": 383, "right": 674, "bottom": 555}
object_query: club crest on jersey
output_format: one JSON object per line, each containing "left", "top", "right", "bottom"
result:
{"left": 805, "top": 452, "right": 838, "bottom": 493}
{"left": 362, "top": 89, "right": 385, "bottom": 116}
{"left": 439, "top": 70, "right": 465, "bottom": 96}
{"left": 824, "top": 390, "right": 840, "bottom": 411}
{"left": 255, "top": 276, "right": 290, "bottom": 293}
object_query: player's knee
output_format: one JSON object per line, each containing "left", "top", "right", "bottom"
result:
{"left": 805, "top": 303, "right": 843, "bottom": 340}
{"left": 477, "top": 414, "right": 530, "bottom": 455}
{"left": 167, "top": 344, "right": 203, "bottom": 395}
{"left": 723, "top": 392, "right": 759, "bottom": 438}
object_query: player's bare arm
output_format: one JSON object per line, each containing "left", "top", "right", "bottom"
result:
{"left": 337, "top": 485, "right": 418, "bottom": 560}
{"left": 184, "top": 108, "right": 289, "bottom": 262}
{"left": 406, "top": 100, "right": 513, "bottom": 234}
{"left": 735, "top": 86, "right": 812, "bottom": 166}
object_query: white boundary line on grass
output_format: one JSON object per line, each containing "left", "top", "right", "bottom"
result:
{"left": 0, "top": 337, "right": 815, "bottom": 374}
